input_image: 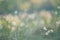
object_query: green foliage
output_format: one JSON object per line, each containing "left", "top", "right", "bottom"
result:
{"left": 0, "top": 19, "right": 10, "bottom": 40}
{"left": 0, "top": 0, "right": 60, "bottom": 40}
{"left": 0, "top": 0, "right": 16, "bottom": 14}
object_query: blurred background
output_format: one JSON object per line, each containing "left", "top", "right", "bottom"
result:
{"left": 0, "top": 0, "right": 60, "bottom": 40}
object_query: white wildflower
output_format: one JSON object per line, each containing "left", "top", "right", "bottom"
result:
{"left": 11, "top": 27, "right": 16, "bottom": 31}
{"left": 55, "top": 11, "right": 58, "bottom": 15}
{"left": 57, "top": 6, "right": 60, "bottom": 9}
{"left": 21, "top": 14, "right": 27, "bottom": 19}
{"left": 12, "top": 21, "right": 16, "bottom": 26}
{"left": 45, "top": 30, "right": 50, "bottom": 35}
{"left": 56, "top": 21, "right": 60, "bottom": 26}
{"left": 28, "top": 14, "right": 32, "bottom": 18}
{"left": 45, "top": 32, "right": 49, "bottom": 35}
{"left": 43, "top": 27, "right": 47, "bottom": 31}
{"left": 50, "top": 29, "right": 54, "bottom": 32}
{"left": 31, "top": 14, "right": 36, "bottom": 19}
{"left": 28, "top": 14, "right": 36, "bottom": 19}
{"left": 20, "top": 22, "right": 25, "bottom": 27}
{"left": 14, "top": 10, "right": 18, "bottom": 14}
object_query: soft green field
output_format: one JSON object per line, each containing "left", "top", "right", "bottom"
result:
{"left": 0, "top": 0, "right": 60, "bottom": 40}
